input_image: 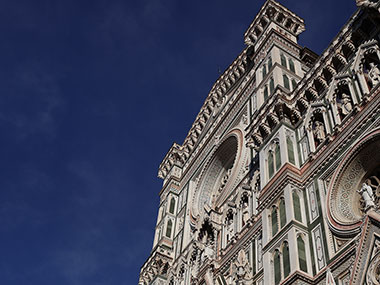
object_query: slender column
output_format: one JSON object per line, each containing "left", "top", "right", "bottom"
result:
{"left": 322, "top": 109, "right": 332, "bottom": 134}
{"left": 262, "top": 209, "right": 270, "bottom": 245}
{"left": 288, "top": 229, "right": 298, "bottom": 272}
{"left": 348, "top": 81, "right": 359, "bottom": 105}
{"left": 306, "top": 127, "right": 316, "bottom": 153}
{"left": 284, "top": 185, "right": 293, "bottom": 222}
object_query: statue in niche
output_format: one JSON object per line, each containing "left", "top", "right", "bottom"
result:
{"left": 338, "top": 93, "right": 353, "bottom": 116}
{"left": 242, "top": 209, "right": 250, "bottom": 226}
{"left": 226, "top": 214, "right": 234, "bottom": 242}
{"left": 219, "top": 168, "right": 232, "bottom": 193}
{"left": 241, "top": 196, "right": 250, "bottom": 226}
{"left": 357, "top": 182, "right": 376, "bottom": 210}
{"left": 366, "top": 175, "right": 380, "bottom": 197}
{"left": 368, "top": 62, "right": 380, "bottom": 87}
{"left": 313, "top": 121, "right": 326, "bottom": 143}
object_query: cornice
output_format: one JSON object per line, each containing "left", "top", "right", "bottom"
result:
{"left": 246, "top": 9, "right": 368, "bottom": 149}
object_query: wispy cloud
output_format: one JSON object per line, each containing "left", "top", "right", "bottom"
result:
{"left": 0, "top": 62, "right": 64, "bottom": 140}
{"left": 94, "top": 0, "right": 173, "bottom": 49}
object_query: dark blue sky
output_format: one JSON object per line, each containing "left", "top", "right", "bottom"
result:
{"left": 0, "top": 0, "right": 356, "bottom": 284}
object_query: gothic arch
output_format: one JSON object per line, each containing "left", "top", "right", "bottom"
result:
{"left": 190, "top": 129, "right": 247, "bottom": 221}
{"left": 327, "top": 127, "right": 380, "bottom": 236}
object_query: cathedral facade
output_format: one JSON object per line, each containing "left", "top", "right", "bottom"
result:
{"left": 139, "top": 1, "right": 380, "bottom": 284}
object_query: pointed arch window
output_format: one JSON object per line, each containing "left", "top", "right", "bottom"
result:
{"left": 289, "top": 58, "right": 295, "bottom": 73}
{"left": 281, "top": 54, "right": 287, "bottom": 67}
{"left": 283, "top": 242, "right": 290, "bottom": 278}
{"left": 271, "top": 206, "right": 278, "bottom": 236}
{"left": 293, "top": 191, "right": 302, "bottom": 222}
{"left": 264, "top": 85, "right": 269, "bottom": 100}
{"left": 297, "top": 236, "right": 308, "bottom": 272}
{"left": 287, "top": 136, "right": 295, "bottom": 165}
{"left": 262, "top": 64, "right": 267, "bottom": 78}
{"left": 269, "top": 77, "right": 275, "bottom": 93}
{"left": 274, "top": 250, "right": 281, "bottom": 285}
{"left": 268, "top": 57, "right": 273, "bottom": 70}
{"left": 283, "top": 74, "right": 290, "bottom": 90}
{"left": 166, "top": 219, "right": 173, "bottom": 238}
{"left": 268, "top": 142, "right": 281, "bottom": 180}
{"left": 275, "top": 143, "right": 281, "bottom": 170}
{"left": 169, "top": 197, "right": 176, "bottom": 214}
{"left": 268, "top": 150, "right": 274, "bottom": 178}
{"left": 279, "top": 198, "right": 286, "bottom": 228}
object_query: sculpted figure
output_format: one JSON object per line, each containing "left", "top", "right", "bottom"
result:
{"left": 242, "top": 209, "right": 250, "bottom": 225}
{"left": 226, "top": 217, "right": 234, "bottom": 242}
{"left": 338, "top": 93, "right": 353, "bottom": 116}
{"left": 357, "top": 182, "right": 376, "bottom": 210}
{"left": 242, "top": 199, "right": 250, "bottom": 225}
{"left": 313, "top": 121, "right": 326, "bottom": 142}
{"left": 369, "top": 62, "right": 380, "bottom": 87}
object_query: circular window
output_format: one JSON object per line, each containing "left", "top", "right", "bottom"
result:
{"left": 191, "top": 131, "right": 245, "bottom": 220}
{"left": 327, "top": 129, "right": 380, "bottom": 234}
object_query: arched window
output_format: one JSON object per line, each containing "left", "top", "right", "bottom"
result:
{"left": 289, "top": 58, "right": 295, "bottom": 73}
{"left": 262, "top": 64, "right": 267, "bottom": 78}
{"left": 287, "top": 136, "right": 295, "bottom": 165}
{"left": 269, "top": 77, "right": 275, "bottom": 93}
{"left": 297, "top": 236, "right": 308, "bottom": 272}
{"left": 271, "top": 206, "right": 278, "bottom": 236}
{"left": 283, "top": 242, "right": 290, "bottom": 278}
{"left": 279, "top": 198, "right": 286, "bottom": 228}
{"left": 283, "top": 74, "right": 290, "bottom": 90}
{"left": 268, "top": 150, "right": 274, "bottom": 178}
{"left": 274, "top": 250, "right": 281, "bottom": 285}
{"left": 268, "top": 57, "right": 273, "bottom": 70}
{"left": 292, "top": 79, "right": 297, "bottom": 90}
{"left": 264, "top": 85, "right": 269, "bottom": 100}
{"left": 166, "top": 219, "right": 173, "bottom": 238}
{"left": 275, "top": 143, "right": 281, "bottom": 170}
{"left": 281, "top": 54, "right": 287, "bottom": 67}
{"left": 169, "top": 197, "right": 176, "bottom": 214}
{"left": 293, "top": 191, "right": 302, "bottom": 222}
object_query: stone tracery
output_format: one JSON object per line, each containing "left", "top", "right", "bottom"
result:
{"left": 327, "top": 129, "right": 380, "bottom": 234}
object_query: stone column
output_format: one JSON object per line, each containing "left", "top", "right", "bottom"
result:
{"left": 288, "top": 228, "right": 298, "bottom": 272}
{"left": 284, "top": 185, "right": 294, "bottom": 222}
{"left": 262, "top": 209, "right": 270, "bottom": 245}
{"left": 306, "top": 127, "right": 316, "bottom": 153}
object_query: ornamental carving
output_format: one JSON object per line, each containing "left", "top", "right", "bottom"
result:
{"left": 230, "top": 249, "right": 253, "bottom": 284}
{"left": 358, "top": 174, "right": 380, "bottom": 212}
{"left": 191, "top": 130, "right": 247, "bottom": 221}
{"left": 367, "top": 251, "right": 380, "bottom": 285}
{"left": 327, "top": 129, "right": 380, "bottom": 234}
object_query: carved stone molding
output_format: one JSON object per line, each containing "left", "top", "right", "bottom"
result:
{"left": 327, "top": 127, "right": 380, "bottom": 235}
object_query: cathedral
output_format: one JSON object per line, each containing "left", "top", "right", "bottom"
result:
{"left": 139, "top": 0, "right": 380, "bottom": 284}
